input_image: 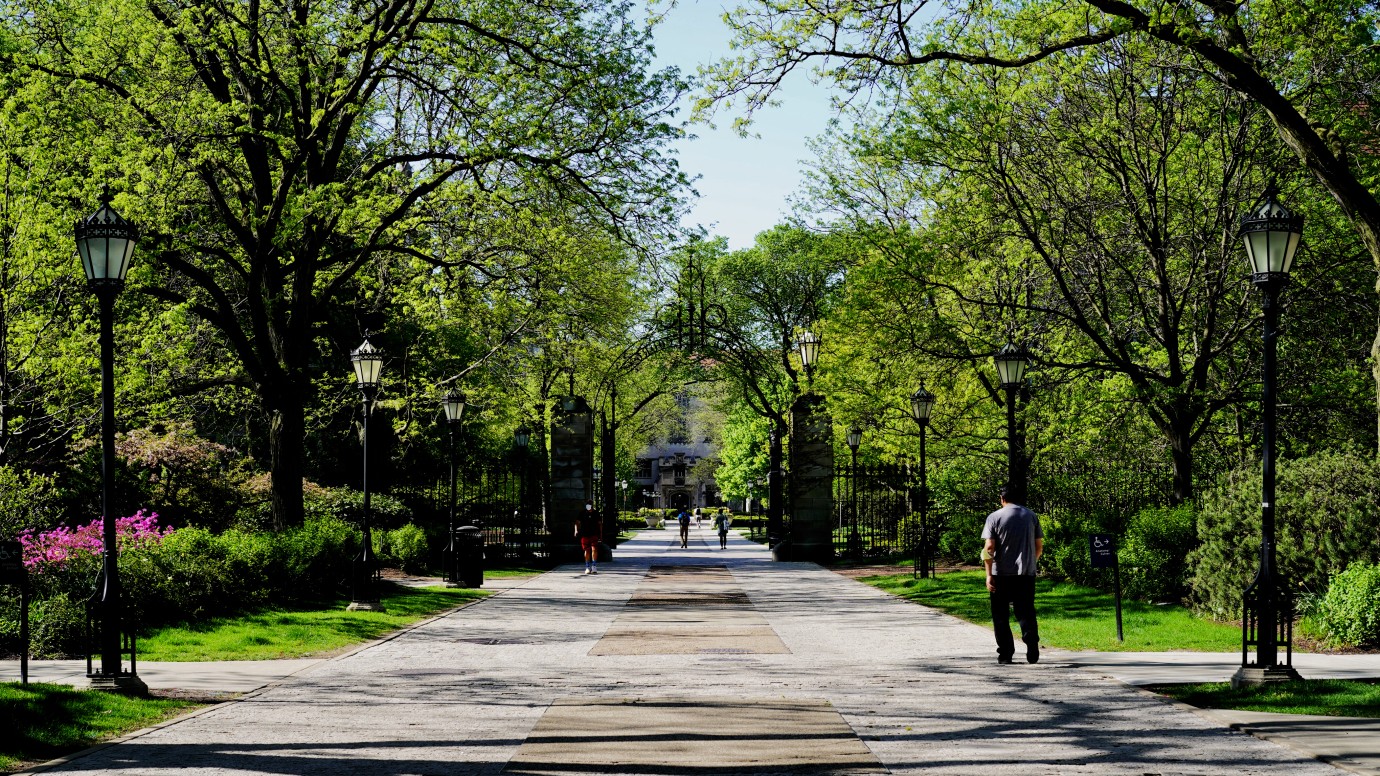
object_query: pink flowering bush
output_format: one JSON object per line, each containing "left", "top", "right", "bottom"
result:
{"left": 17, "top": 510, "right": 172, "bottom": 573}
{"left": 5, "top": 511, "right": 361, "bottom": 658}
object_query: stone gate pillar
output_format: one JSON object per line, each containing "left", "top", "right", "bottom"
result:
{"left": 787, "top": 392, "right": 834, "bottom": 563}
{"left": 550, "top": 396, "right": 594, "bottom": 561}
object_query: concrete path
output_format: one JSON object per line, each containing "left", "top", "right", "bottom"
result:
{"left": 15, "top": 525, "right": 1368, "bottom": 775}
{"left": 1059, "top": 650, "right": 1380, "bottom": 686}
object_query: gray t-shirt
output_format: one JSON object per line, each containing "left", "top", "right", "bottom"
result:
{"left": 981, "top": 503, "right": 1043, "bottom": 576}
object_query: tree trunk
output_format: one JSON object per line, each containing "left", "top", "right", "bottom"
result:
{"left": 268, "top": 396, "right": 306, "bottom": 529}
{"left": 1168, "top": 419, "right": 1194, "bottom": 507}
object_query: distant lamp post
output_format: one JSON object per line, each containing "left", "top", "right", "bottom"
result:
{"left": 514, "top": 425, "right": 531, "bottom": 556}
{"left": 75, "top": 188, "right": 146, "bottom": 693}
{"left": 441, "top": 391, "right": 466, "bottom": 586}
{"left": 993, "top": 343, "right": 1029, "bottom": 505}
{"left": 1234, "top": 186, "right": 1304, "bottom": 686}
{"left": 845, "top": 425, "right": 863, "bottom": 558}
{"left": 797, "top": 330, "right": 822, "bottom": 380}
{"left": 619, "top": 479, "right": 629, "bottom": 512}
{"left": 910, "top": 382, "right": 936, "bottom": 578}
{"left": 348, "top": 338, "right": 385, "bottom": 611}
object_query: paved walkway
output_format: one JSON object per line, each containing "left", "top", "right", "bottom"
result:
{"left": 13, "top": 526, "right": 1377, "bottom": 775}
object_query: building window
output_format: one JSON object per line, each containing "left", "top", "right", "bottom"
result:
{"left": 635, "top": 458, "right": 652, "bottom": 478}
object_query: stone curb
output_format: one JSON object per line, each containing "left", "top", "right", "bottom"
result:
{"left": 9, "top": 577, "right": 535, "bottom": 775}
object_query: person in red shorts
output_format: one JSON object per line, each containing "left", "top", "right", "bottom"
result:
{"left": 576, "top": 501, "right": 602, "bottom": 575}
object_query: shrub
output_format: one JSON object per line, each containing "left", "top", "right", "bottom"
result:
{"left": 0, "top": 466, "right": 61, "bottom": 540}
{"left": 29, "top": 593, "right": 87, "bottom": 659}
{"left": 1314, "top": 562, "right": 1380, "bottom": 647}
{"left": 935, "top": 511, "right": 984, "bottom": 566}
{"left": 114, "top": 423, "right": 253, "bottom": 530}
{"left": 377, "top": 524, "right": 429, "bottom": 573}
{"left": 1188, "top": 448, "right": 1380, "bottom": 619}
{"left": 1119, "top": 504, "right": 1197, "bottom": 602}
{"left": 305, "top": 486, "right": 412, "bottom": 529}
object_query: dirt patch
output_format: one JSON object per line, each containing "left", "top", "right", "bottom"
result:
{"left": 829, "top": 564, "right": 978, "bottom": 579}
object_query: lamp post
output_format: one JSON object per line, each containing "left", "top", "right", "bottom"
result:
{"left": 75, "top": 188, "right": 146, "bottom": 693}
{"left": 514, "top": 426, "right": 531, "bottom": 556}
{"left": 348, "top": 338, "right": 385, "bottom": 611}
{"left": 441, "top": 391, "right": 465, "bottom": 586}
{"left": 1233, "top": 186, "right": 1304, "bottom": 686}
{"left": 845, "top": 425, "right": 862, "bottom": 558}
{"left": 910, "top": 382, "right": 936, "bottom": 578}
{"left": 619, "top": 479, "right": 628, "bottom": 512}
{"left": 994, "top": 343, "right": 1030, "bottom": 506}
{"left": 797, "top": 329, "right": 821, "bottom": 381}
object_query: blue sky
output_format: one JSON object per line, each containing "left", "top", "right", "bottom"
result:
{"left": 649, "top": 1, "right": 840, "bottom": 250}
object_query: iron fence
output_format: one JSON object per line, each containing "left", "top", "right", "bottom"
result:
{"left": 832, "top": 462, "right": 921, "bottom": 559}
{"left": 445, "top": 452, "right": 548, "bottom": 560}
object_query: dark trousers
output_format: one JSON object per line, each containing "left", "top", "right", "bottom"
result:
{"left": 989, "top": 575, "right": 1038, "bottom": 658}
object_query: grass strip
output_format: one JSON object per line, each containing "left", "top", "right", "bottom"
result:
{"left": 0, "top": 682, "right": 204, "bottom": 771}
{"left": 862, "top": 570, "right": 1241, "bottom": 652}
{"left": 1152, "top": 680, "right": 1380, "bottom": 717}
{"left": 138, "top": 584, "right": 487, "bottom": 661}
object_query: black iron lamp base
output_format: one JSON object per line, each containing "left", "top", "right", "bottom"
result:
{"left": 1231, "top": 664, "right": 1302, "bottom": 688}
{"left": 88, "top": 671, "right": 148, "bottom": 695}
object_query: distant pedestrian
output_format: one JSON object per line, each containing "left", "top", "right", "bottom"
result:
{"left": 576, "top": 501, "right": 602, "bottom": 575}
{"left": 713, "top": 510, "right": 731, "bottom": 549}
{"left": 677, "top": 509, "right": 691, "bottom": 548}
{"left": 981, "top": 486, "right": 1043, "bottom": 664}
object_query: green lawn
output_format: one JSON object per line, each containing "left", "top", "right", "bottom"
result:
{"left": 138, "top": 584, "right": 487, "bottom": 661}
{"left": 481, "top": 567, "right": 546, "bottom": 578}
{"left": 0, "top": 683, "right": 203, "bottom": 771}
{"left": 862, "top": 570, "right": 1242, "bottom": 652}
{"left": 1153, "top": 680, "right": 1380, "bottom": 717}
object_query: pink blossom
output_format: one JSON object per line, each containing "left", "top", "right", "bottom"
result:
{"left": 19, "top": 510, "right": 173, "bottom": 572}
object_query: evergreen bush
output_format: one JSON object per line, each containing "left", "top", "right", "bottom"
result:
{"left": 1188, "top": 448, "right": 1380, "bottom": 620}
{"left": 1314, "top": 561, "right": 1380, "bottom": 647}
{"left": 1119, "top": 504, "right": 1197, "bottom": 602}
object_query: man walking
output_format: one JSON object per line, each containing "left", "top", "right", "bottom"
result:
{"left": 713, "top": 509, "right": 731, "bottom": 549}
{"left": 677, "top": 509, "right": 691, "bottom": 548}
{"left": 576, "top": 501, "right": 602, "bottom": 575}
{"left": 981, "top": 487, "right": 1043, "bottom": 664}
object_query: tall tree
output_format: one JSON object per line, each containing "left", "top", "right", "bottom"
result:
{"left": 4, "top": 0, "right": 687, "bottom": 526}
{"left": 703, "top": 0, "right": 1380, "bottom": 443}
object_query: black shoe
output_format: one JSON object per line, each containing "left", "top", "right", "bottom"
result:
{"left": 1027, "top": 645, "right": 1040, "bottom": 664}
{"left": 997, "top": 656, "right": 1014, "bottom": 664}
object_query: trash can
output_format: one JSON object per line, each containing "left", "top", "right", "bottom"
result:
{"left": 455, "top": 526, "right": 484, "bottom": 588}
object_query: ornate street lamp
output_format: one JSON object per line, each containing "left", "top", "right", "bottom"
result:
{"left": 845, "top": 425, "right": 863, "bottom": 558}
{"left": 910, "top": 382, "right": 937, "bottom": 579}
{"left": 994, "top": 343, "right": 1030, "bottom": 505}
{"left": 441, "top": 391, "right": 466, "bottom": 586}
{"left": 797, "top": 330, "right": 822, "bottom": 379}
{"left": 75, "top": 188, "right": 145, "bottom": 693}
{"left": 1234, "top": 186, "right": 1304, "bottom": 686}
{"left": 348, "top": 338, "right": 385, "bottom": 611}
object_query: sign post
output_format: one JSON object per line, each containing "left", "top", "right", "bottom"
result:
{"left": 1089, "top": 533, "right": 1123, "bottom": 642}
{"left": 0, "top": 540, "right": 29, "bottom": 684}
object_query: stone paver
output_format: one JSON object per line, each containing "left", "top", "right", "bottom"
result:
{"left": 17, "top": 525, "right": 1356, "bottom": 775}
